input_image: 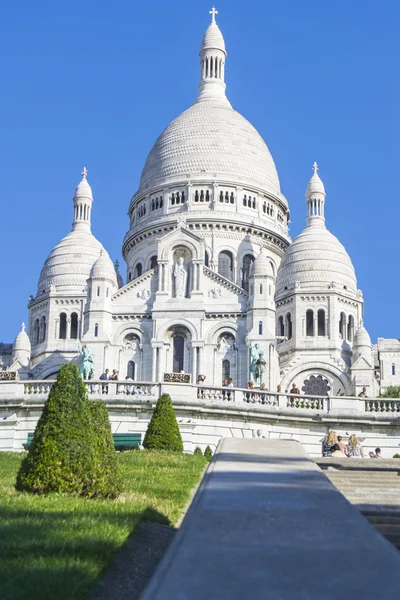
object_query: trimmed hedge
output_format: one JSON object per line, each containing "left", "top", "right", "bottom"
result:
{"left": 204, "top": 446, "right": 213, "bottom": 462}
{"left": 143, "top": 394, "right": 183, "bottom": 452}
{"left": 16, "top": 363, "right": 121, "bottom": 498}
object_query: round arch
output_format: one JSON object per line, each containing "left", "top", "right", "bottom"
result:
{"left": 112, "top": 324, "right": 148, "bottom": 347}
{"left": 156, "top": 318, "right": 199, "bottom": 341}
{"left": 205, "top": 322, "right": 239, "bottom": 345}
{"left": 280, "top": 361, "right": 351, "bottom": 395}
{"left": 160, "top": 238, "right": 201, "bottom": 261}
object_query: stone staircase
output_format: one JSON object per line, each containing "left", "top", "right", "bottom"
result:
{"left": 315, "top": 459, "right": 400, "bottom": 551}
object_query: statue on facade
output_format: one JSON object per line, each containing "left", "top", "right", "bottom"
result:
{"left": 248, "top": 342, "right": 266, "bottom": 386}
{"left": 174, "top": 257, "right": 187, "bottom": 298}
{"left": 78, "top": 345, "right": 94, "bottom": 380}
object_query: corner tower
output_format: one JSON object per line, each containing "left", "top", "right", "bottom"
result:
{"left": 275, "top": 164, "right": 364, "bottom": 395}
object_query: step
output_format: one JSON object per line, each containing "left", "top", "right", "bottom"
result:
{"left": 326, "top": 481, "right": 400, "bottom": 489}
{"left": 373, "top": 524, "right": 400, "bottom": 534}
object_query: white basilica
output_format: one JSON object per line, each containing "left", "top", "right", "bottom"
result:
{"left": 7, "top": 10, "right": 399, "bottom": 397}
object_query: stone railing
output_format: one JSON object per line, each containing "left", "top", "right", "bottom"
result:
{"left": 286, "top": 394, "right": 325, "bottom": 410}
{"left": 364, "top": 399, "right": 400, "bottom": 413}
{"left": 2, "top": 379, "right": 400, "bottom": 416}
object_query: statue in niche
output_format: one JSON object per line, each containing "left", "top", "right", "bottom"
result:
{"left": 217, "top": 335, "right": 235, "bottom": 354}
{"left": 174, "top": 257, "right": 187, "bottom": 298}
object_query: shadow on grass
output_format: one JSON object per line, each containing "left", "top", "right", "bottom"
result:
{"left": 0, "top": 503, "right": 172, "bottom": 600}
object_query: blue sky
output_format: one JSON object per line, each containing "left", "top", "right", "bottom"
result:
{"left": 0, "top": 0, "right": 399, "bottom": 343}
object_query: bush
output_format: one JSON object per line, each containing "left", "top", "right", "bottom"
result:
{"left": 204, "top": 446, "right": 213, "bottom": 462}
{"left": 16, "top": 363, "right": 122, "bottom": 498}
{"left": 393, "top": 454, "right": 400, "bottom": 459}
{"left": 380, "top": 386, "right": 400, "bottom": 398}
{"left": 143, "top": 394, "right": 183, "bottom": 452}
{"left": 194, "top": 446, "right": 203, "bottom": 456}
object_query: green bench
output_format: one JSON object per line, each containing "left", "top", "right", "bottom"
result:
{"left": 23, "top": 432, "right": 141, "bottom": 451}
{"left": 112, "top": 433, "right": 142, "bottom": 450}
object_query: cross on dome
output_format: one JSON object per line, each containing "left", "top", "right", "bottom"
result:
{"left": 21, "top": 322, "right": 26, "bottom": 332}
{"left": 209, "top": 6, "right": 218, "bottom": 23}
{"left": 81, "top": 166, "right": 88, "bottom": 179}
{"left": 312, "top": 161, "right": 319, "bottom": 175}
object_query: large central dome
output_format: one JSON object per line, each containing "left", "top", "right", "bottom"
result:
{"left": 138, "top": 99, "right": 281, "bottom": 197}
{"left": 136, "top": 15, "right": 281, "bottom": 200}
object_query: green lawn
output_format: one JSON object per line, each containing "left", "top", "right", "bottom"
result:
{"left": 0, "top": 451, "right": 206, "bottom": 600}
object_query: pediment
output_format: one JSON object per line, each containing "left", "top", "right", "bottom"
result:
{"left": 352, "top": 354, "right": 374, "bottom": 370}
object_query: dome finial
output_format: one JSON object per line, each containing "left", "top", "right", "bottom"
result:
{"left": 21, "top": 322, "right": 26, "bottom": 332}
{"left": 209, "top": 6, "right": 218, "bottom": 24}
{"left": 81, "top": 166, "right": 88, "bottom": 180}
{"left": 312, "top": 161, "right": 319, "bottom": 175}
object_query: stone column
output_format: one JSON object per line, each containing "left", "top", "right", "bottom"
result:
{"left": 151, "top": 345, "right": 157, "bottom": 382}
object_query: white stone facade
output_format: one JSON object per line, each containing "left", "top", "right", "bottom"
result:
{"left": 5, "top": 10, "right": 399, "bottom": 401}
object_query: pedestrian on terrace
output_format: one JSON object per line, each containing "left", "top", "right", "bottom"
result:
{"left": 322, "top": 431, "right": 338, "bottom": 457}
{"left": 346, "top": 434, "right": 364, "bottom": 459}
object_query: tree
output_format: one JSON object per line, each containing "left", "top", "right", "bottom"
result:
{"left": 143, "top": 394, "right": 183, "bottom": 452}
{"left": 16, "top": 362, "right": 121, "bottom": 498}
{"left": 204, "top": 446, "right": 213, "bottom": 462}
{"left": 194, "top": 446, "right": 203, "bottom": 456}
{"left": 380, "top": 386, "right": 400, "bottom": 398}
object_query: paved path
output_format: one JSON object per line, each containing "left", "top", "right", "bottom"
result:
{"left": 141, "top": 438, "right": 400, "bottom": 599}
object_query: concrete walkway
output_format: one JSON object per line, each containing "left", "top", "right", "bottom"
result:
{"left": 140, "top": 439, "right": 400, "bottom": 599}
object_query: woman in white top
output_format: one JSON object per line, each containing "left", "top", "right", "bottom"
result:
{"left": 346, "top": 434, "right": 364, "bottom": 458}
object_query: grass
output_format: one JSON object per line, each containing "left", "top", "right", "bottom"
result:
{"left": 0, "top": 451, "right": 206, "bottom": 600}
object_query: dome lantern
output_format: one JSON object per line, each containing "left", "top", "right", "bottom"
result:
{"left": 306, "top": 162, "right": 326, "bottom": 228}
{"left": 72, "top": 167, "right": 93, "bottom": 232}
{"left": 196, "top": 7, "right": 230, "bottom": 106}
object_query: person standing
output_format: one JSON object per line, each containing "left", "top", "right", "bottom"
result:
{"left": 290, "top": 383, "right": 300, "bottom": 395}
{"left": 347, "top": 434, "right": 364, "bottom": 459}
{"left": 337, "top": 435, "right": 346, "bottom": 454}
{"left": 100, "top": 369, "right": 109, "bottom": 394}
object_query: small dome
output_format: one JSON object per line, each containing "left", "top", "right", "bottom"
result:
{"left": 253, "top": 249, "right": 273, "bottom": 276}
{"left": 200, "top": 22, "right": 226, "bottom": 53}
{"left": 276, "top": 225, "right": 357, "bottom": 298}
{"left": 89, "top": 250, "right": 118, "bottom": 285}
{"left": 13, "top": 323, "right": 31, "bottom": 355}
{"left": 74, "top": 168, "right": 93, "bottom": 201}
{"left": 306, "top": 171, "right": 325, "bottom": 197}
{"left": 37, "top": 230, "right": 106, "bottom": 295}
{"left": 353, "top": 324, "right": 372, "bottom": 349}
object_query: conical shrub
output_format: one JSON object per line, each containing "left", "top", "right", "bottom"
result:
{"left": 204, "top": 446, "right": 213, "bottom": 462}
{"left": 194, "top": 446, "right": 203, "bottom": 456}
{"left": 16, "top": 362, "right": 121, "bottom": 498}
{"left": 143, "top": 393, "right": 183, "bottom": 452}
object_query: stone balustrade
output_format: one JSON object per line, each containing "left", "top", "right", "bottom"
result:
{"left": 1, "top": 379, "right": 400, "bottom": 415}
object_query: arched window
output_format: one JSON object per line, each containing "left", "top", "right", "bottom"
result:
{"left": 258, "top": 321, "right": 263, "bottom": 335}
{"left": 150, "top": 256, "right": 158, "bottom": 269}
{"left": 259, "top": 284, "right": 263, "bottom": 294}
{"left": 33, "top": 319, "right": 40, "bottom": 345}
{"left": 278, "top": 316, "right": 284, "bottom": 337}
{"left": 135, "top": 263, "right": 142, "bottom": 278}
{"left": 392, "top": 363, "right": 396, "bottom": 376}
{"left": 205, "top": 251, "right": 210, "bottom": 267}
{"left": 347, "top": 315, "right": 354, "bottom": 342}
{"left": 127, "top": 360, "right": 136, "bottom": 380}
{"left": 173, "top": 335, "right": 184, "bottom": 373}
{"left": 218, "top": 250, "right": 233, "bottom": 281}
{"left": 70, "top": 312, "right": 78, "bottom": 339}
{"left": 287, "top": 313, "right": 292, "bottom": 340}
{"left": 339, "top": 312, "right": 346, "bottom": 338}
{"left": 306, "top": 310, "right": 314, "bottom": 337}
{"left": 39, "top": 316, "right": 46, "bottom": 343}
{"left": 94, "top": 323, "right": 99, "bottom": 337}
{"left": 222, "top": 359, "right": 230, "bottom": 381}
{"left": 317, "top": 309, "right": 326, "bottom": 336}
{"left": 241, "top": 254, "right": 254, "bottom": 291}
{"left": 59, "top": 313, "right": 67, "bottom": 339}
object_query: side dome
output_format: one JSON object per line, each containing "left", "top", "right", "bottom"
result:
{"left": 253, "top": 248, "right": 273, "bottom": 276}
{"left": 37, "top": 230, "right": 105, "bottom": 294}
{"left": 138, "top": 101, "right": 281, "bottom": 198}
{"left": 276, "top": 164, "right": 357, "bottom": 299}
{"left": 276, "top": 225, "right": 357, "bottom": 297}
{"left": 36, "top": 169, "right": 109, "bottom": 296}
{"left": 13, "top": 323, "right": 31, "bottom": 354}
{"left": 89, "top": 250, "right": 118, "bottom": 286}
{"left": 353, "top": 324, "right": 372, "bottom": 349}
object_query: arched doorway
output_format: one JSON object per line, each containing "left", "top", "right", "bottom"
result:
{"left": 216, "top": 332, "right": 236, "bottom": 385}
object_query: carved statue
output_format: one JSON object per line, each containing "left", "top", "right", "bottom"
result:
{"left": 174, "top": 257, "right": 187, "bottom": 298}
{"left": 78, "top": 345, "right": 94, "bottom": 380}
{"left": 217, "top": 335, "right": 235, "bottom": 354}
{"left": 248, "top": 342, "right": 266, "bottom": 385}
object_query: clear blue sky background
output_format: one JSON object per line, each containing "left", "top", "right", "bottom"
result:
{"left": 0, "top": 0, "right": 398, "bottom": 343}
